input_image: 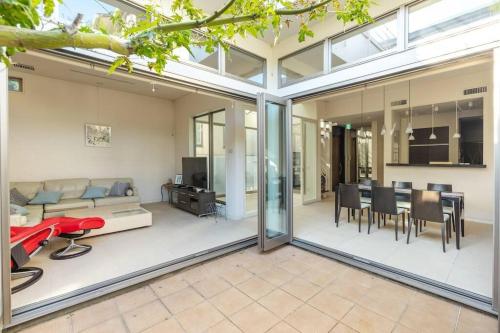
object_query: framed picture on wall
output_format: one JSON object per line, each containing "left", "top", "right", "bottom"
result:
{"left": 8, "top": 77, "right": 23, "bottom": 92}
{"left": 85, "top": 124, "right": 111, "bottom": 148}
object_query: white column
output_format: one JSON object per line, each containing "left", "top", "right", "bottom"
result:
{"left": 0, "top": 63, "right": 11, "bottom": 326}
{"left": 492, "top": 47, "right": 500, "bottom": 315}
{"left": 225, "top": 102, "right": 246, "bottom": 220}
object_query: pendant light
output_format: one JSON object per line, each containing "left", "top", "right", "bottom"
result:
{"left": 429, "top": 104, "right": 437, "bottom": 140}
{"left": 453, "top": 100, "right": 461, "bottom": 139}
{"left": 405, "top": 80, "right": 413, "bottom": 135}
{"left": 380, "top": 85, "right": 387, "bottom": 136}
{"left": 390, "top": 123, "right": 396, "bottom": 136}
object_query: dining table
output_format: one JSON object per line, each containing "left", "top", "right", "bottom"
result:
{"left": 334, "top": 184, "right": 465, "bottom": 249}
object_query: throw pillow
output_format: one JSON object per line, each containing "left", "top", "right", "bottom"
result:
{"left": 125, "top": 188, "right": 134, "bottom": 197}
{"left": 10, "top": 188, "right": 29, "bottom": 206}
{"left": 10, "top": 204, "right": 29, "bottom": 216}
{"left": 29, "top": 191, "right": 62, "bottom": 205}
{"left": 81, "top": 186, "right": 107, "bottom": 199}
{"left": 109, "top": 182, "right": 130, "bottom": 197}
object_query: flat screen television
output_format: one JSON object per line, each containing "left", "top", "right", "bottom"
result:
{"left": 182, "top": 157, "right": 208, "bottom": 189}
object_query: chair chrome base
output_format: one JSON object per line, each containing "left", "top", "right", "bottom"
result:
{"left": 11, "top": 267, "right": 43, "bottom": 294}
{"left": 50, "top": 239, "right": 92, "bottom": 260}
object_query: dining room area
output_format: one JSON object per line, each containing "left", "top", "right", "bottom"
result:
{"left": 292, "top": 55, "right": 494, "bottom": 302}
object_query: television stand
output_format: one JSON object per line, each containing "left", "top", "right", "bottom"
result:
{"left": 170, "top": 186, "right": 216, "bottom": 217}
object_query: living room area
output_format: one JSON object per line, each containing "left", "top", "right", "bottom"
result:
{"left": 7, "top": 51, "right": 258, "bottom": 311}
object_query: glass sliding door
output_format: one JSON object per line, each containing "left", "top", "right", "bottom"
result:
{"left": 257, "top": 93, "right": 292, "bottom": 251}
{"left": 193, "top": 110, "right": 226, "bottom": 197}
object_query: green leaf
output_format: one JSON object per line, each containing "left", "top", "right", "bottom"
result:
{"left": 108, "top": 56, "right": 126, "bottom": 74}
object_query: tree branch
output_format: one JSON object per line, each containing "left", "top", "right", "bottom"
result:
{"left": 141, "top": 0, "right": 332, "bottom": 36}
{"left": 275, "top": 0, "right": 332, "bottom": 15}
{"left": 0, "top": 0, "right": 333, "bottom": 55}
{"left": 144, "top": 14, "right": 258, "bottom": 34}
{"left": 197, "top": 0, "right": 237, "bottom": 25}
{"left": 0, "top": 25, "right": 131, "bottom": 55}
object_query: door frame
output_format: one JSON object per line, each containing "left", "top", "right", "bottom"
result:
{"left": 257, "top": 92, "right": 293, "bottom": 251}
{"left": 299, "top": 117, "right": 319, "bottom": 205}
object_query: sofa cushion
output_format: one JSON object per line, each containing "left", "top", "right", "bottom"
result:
{"left": 94, "top": 195, "right": 140, "bottom": 207}
{"left": 10, "top": 182, "right": 44, "bottom": 201}
{"left": 91, "top": 178, "right": 134, "bottom": 196}
{"left": 29, "top": 191, "right": 63, "bottom": 205}
{"left": 109, "top": 182, "right": 130, "bottom": 197}
{"left": 81, "top": 186, "right": 107, "bottom": 199}
{"left": 44, "top": 178, "right": 90, "bottom": 200}
{"left": 44, "top": 198, "right": 95, "bottom": 213}
{"left": 10, "top": 204, "right": 29, "bottom": 216}
{"left": 10, "top": 188, "right": 30, "bottom": 206}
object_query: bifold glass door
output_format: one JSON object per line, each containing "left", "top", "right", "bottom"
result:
{"left": 257, "top": 93, "right": 292, "bottom": 251}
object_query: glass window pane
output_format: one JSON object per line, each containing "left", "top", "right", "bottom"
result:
{"left": 245, "top": 111, "right": 258, "bottom": 192}
{"left": 194, "top": 115, "right": 210, "bottom": 166}
{"left": 408, "top": 0, "right": 500, "bottom": 45}
{"left": 53, "top": 0, "right": 142, "bottom": 36}
{"left": 189, "top": 46, "right": 219, "bottom": 69}
{"left": 225, "top": 47, "right": 266, "bottom": 86}
{"left": 213, "top": 111, "right": 226, "bottom": 196}
{"left": 245, "top": 110, "right": 258, "bottom": 214}
{"left": 331, "top": 14, "right": 397, "bottom": 69}
{"left": 265, "top": 102, "right": 287, "bottom": 239}
{"left": 174, "top": 33, "right": 219, "bottom": 70}
{"left": 280, "top": 43, "right": 324, "bottom": 86}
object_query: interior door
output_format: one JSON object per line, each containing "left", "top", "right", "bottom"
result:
{"left": 257, "top": 93, "right": 292, "bottom": 252}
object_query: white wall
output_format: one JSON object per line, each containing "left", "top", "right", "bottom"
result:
{"left": 9, "top": 72, "right": 176, "bottom": 203}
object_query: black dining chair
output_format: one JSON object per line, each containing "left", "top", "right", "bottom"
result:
{"left": 359, "top": 179, "right": 378, "bottom": 205}
{"left": 427, "top": 183, "right": 457, "bottom": 236}
{"left": 392, "top": 181, "right": 412, "bottom": 203}
{"left": 337, "top": 183, "right": 372, "bottom": 233}
{"left": 371, "top": 186, "right": 406, "bottom": 241}
{"left": 392, "top": 180, "right": 412, "bottom": 221}
{"left": 407, "top": 189, "right": 450, "bottom": 252}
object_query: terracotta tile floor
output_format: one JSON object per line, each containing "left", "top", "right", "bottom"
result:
{"left": 11, "top": 246, "right": 497, "bottom": 333}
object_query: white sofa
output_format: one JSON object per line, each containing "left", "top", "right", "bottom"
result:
{"left": 10, "top": 178, "right": 140, "bottom": 226}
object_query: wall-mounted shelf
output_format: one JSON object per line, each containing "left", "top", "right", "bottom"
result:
{"left": 386, "top": 163, "right": 486, "bottom": 168}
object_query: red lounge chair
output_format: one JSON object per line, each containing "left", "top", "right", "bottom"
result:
{"left": 47, "top": 217, "right": 105, "bottom": 260}
{"left": 10, "top": 220, "right": 61, "bottom": 294}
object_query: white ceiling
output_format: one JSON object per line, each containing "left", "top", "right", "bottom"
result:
{"left": 11, "top": 52, "right": 193, "bottom": 101}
